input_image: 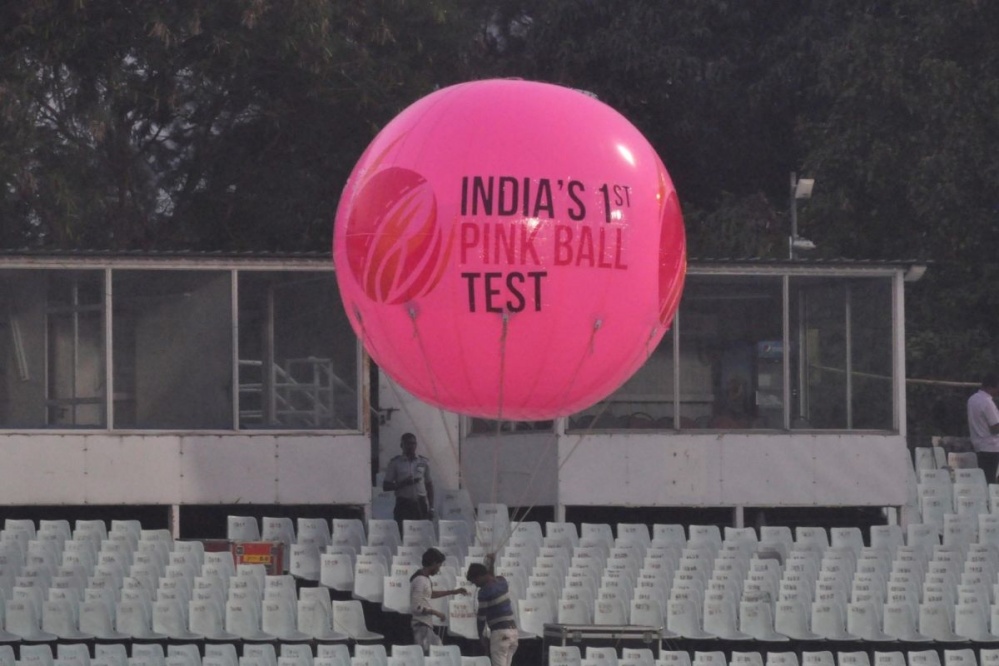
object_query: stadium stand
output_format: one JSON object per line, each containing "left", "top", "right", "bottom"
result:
{"left": 5, "top": 446, "right": 999, "bottom": 664}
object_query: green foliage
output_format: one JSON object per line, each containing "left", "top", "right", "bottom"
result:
{"left": 0, "top": 0, "right": 479, "bottom": 250}
{"left": 800, "top": 0, "right": 999, "bottom": 263}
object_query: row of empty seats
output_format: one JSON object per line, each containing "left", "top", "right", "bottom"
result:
{"left": 913, "top": 465, "right": 999, "bottom": 528}
{"left": 11, "top": 642, "right": 999, "bottom": 666}
{"left": 0, "top": 518, "right": 392, "bottom": 643}
{"left": 550, "top": 649, "right": 999, "bottom": 666}
{"left": 319, "top": 509, "right": 999, "bottom": 644}
{"left": 226, "top": 494, "right": 477, "bottom": 583}
{"left": 10, "top": 494, "right": 999, "bottom": 650}
{"left": 0, "top": 640, "right": 490, "bottom": 666}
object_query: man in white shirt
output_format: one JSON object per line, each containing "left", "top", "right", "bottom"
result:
{"left": 409, "top": 548, "right": 467, "bottom": 654}
{"left": 967, "top": 374, "right": 999, "bottom": 480}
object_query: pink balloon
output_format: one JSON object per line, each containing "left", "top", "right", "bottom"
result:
{"left": 334, "top": 79, "right": 686, "bottom": 420}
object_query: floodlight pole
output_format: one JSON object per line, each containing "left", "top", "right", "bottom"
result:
{"left": 789, "top": 171, "right": 815, "bottom": 259}
{"left": 789, "top": 171, "right": 799, "bottom": 259}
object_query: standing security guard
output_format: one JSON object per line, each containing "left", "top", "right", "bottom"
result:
{"left": 382, "top": 432, "right": 435, "bottom": 530}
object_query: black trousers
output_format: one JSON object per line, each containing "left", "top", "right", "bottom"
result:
{"left": 979, "top": 451, "right": 999, "bottom": 483}
{"left": 394, "top": 496, "right": 430, "bottom": 532}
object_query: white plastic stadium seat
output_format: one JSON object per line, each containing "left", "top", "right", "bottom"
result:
{"left": 6, "top": 598, "right": 58, "bottom": 641}
{"left": 549, "top": 646, "right": 582, "bottom": 666}
{"left": 943, "top": 650, "right": 978, "bottom": 666}
{"left": 261, "top": 597, "right": 311, "bottom": 641}
{"left": 908, "top": 651, "right": 943, "bottom": 666}
{"left": 667, "top": 598, "right": 712, "bottom": 639}
{"left": 766, "top": 654, "right": 799, "bottom": 666}
{"left": 188, "top": 599, "right": 238, "bottom": 641}
{"left": 447, "top": 597, "right": 478, "bottom": 640}
{"left": 227, "top": 516, "right": 260, "bottom": 541}
{"left": 331, "top": 599, "right": 384, "bottom": 641}
{"left": 225, "top": 598, "right": 273, "bottom": 641}
{"left": 740, "top": 599, "right": 788, "bottom": 642}
{"left": 702, "top": 599, "right": 749, "bottom": 640}
{"left": 78, "top": 599, "right": 129, "bottom": 640}
{"left": 802, "top": 654, "right": 835, "bottom": 666}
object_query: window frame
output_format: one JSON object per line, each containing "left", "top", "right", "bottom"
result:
{"left": 0, "top": 260, "right": 364, "bottom": 434}
{"left": 553, "top": 264, "right": 903, "bottom": 435}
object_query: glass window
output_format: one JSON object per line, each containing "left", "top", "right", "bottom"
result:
{"left": 469, "top": 419, "right": 554, "bottom": 435}
{"left": 0, "top": 270, "right": 106, "bottom": 428}
{"left": 678, "top": 275, "right": 784, "bottom": 429}
{"left": 237, "top": 272, "right": 359, "bottom": 430}
{"left": 790, "top": 277, "right": 894, "bottom": 430}
{"left": 790, "top": 279, "right": 844, "bottom": 429}
{"left": 112, "top": 270, "right": 232, "bottom": 429}
{"left": 851, "top": 279, "right": 894, "bottom": 429}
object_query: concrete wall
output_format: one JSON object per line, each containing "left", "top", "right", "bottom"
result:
{"left": 460, "top": 431, "right": 912, "bottom": 508}
{"left": 462, "top": 431, "right": 560, "bottom": 508}
{"left": 0, "top": 433, "right": 370, "bottom": 506}
{"left": 0, "top": 429, "right": 912, "bottom": 511}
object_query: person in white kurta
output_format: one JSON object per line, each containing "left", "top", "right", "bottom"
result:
{"left": 410, "top": 548, "right": 467, "bottom": 654}
{"left": 968, "top": 374, "right": 999, "bottom": 481}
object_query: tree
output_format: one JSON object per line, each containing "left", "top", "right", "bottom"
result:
{"left": 0, "top": 0, "right": 480, "bottom": 250}
{"left": 800, "top": 0, "right": 999, "bottom": 263}
{"left": 790, "top": 0, "right": 999, "bottom": 438}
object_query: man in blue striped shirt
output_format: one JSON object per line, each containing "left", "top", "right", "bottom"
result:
{"left": 466, "top": 562, "right": 519, "bottom": 666}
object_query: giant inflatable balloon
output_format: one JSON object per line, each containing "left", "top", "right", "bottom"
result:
{"left": 334, "top": 79, "right": 686, "bottom": 421}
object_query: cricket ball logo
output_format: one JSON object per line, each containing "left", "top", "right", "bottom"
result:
{"left": 344, "top": 167, "right": 453, "bottom": 304}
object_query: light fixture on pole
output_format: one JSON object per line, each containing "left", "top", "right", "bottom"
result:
{"left": 789, "top": 171, "right": 816, "bottom": 259}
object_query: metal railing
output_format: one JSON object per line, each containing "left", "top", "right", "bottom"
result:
{"left": 238, "top": 357, "right": 352, "bottom": 428}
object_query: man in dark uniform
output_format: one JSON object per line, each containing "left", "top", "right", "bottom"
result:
{"left": 382, "top": 432, "right": 434, "bottom": 530}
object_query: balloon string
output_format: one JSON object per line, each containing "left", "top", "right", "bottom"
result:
{"left": 476, "top": 413, "right": 622, "bottom": 588}
{"left": 378, "top": 308, "right": 520, "bottom": 550}
{"left": 508, "top": 317, "right": 644, "bottom": 538}
{"left": 493, "top": 403, "right": 610, "bottom": 580}
{"left": 493, "top": 322, "right": 612, "bottom": 561}
{"left": 351, "top": 305, "right": 396, "bottom": 427}
{"left": 557, "top": 400, "right": 612, "bottom": 473}
{"left": 487, "top": 319, "right": 605, "bottom": 557}
{"left": 533, "top": 318, "right": 602, "bottom": 416}
{"left": 408, "top": 306, "right": 441, "bottom": 404}
{"left": 513, "top": 399, "right": 613, "bottom": 518}
{"left": 497, "top": 313, "right": 509, "bottom": 423}
{"left": 511, "top": 401, "right": 610, "bottom": 531}
{"left": 495, "top": 398, "right": 614, "bottom": 567}
{"left": 490, "top": 430, "right": 501, "bottom": 513}
{"left": 403, "top": 309, "right": 476, "bottom": 501}
{"left": 540, "top": 322, "right": 659, "bottom": 475}
{"left": 490, "top": 314, "right": 510, "bottom": 518}
{"left": 380, "top": 343, "right": 493, "bottom": 575}
{"left": 369, "top": 307, "right": 470, "bottom": 540}
{"left": 501, "top": 429, "right": 557, "bottom": 538}
{"left": 481, "top": 311, "right": 544, "bottom": 558}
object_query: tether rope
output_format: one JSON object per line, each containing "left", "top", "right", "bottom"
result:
{"left": 355, "top": 303, "right": 472, "bottom": 537}
{"left": 486, "top": 318, "right": 615, "bottom": 561}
